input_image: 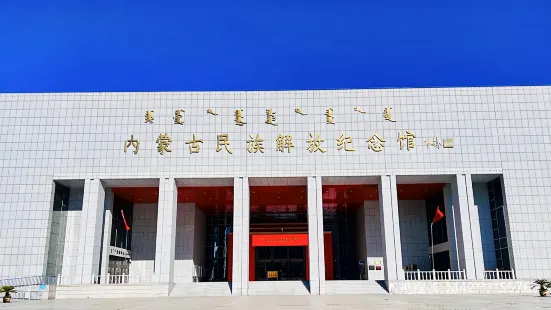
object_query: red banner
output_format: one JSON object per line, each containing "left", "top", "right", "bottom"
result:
{"left": 251, "top": 234, "right": 308, "bottom": 247}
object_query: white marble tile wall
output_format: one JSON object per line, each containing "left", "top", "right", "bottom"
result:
{"left": 174, "top": 203, "right": 196, "bottom": 283}
{"left": 0, "top": 86, "right": 550, "bottom": 279}
{"left": 60, "top": 188, "right": 84, "bottom": 280}
{"left": 129, "top": 203, "right": 158, "bottom": 277}
{"left": 193, "top": 207, "right": 206, "bottom": 269}
{"left": 363, "top": 201, "right": 383, "bottom": 259}
{"left": 362, "top": 200, "right": 385, "bottom": 280}
{"left": 398, "top": 200, "right": 430, "bottom": 271}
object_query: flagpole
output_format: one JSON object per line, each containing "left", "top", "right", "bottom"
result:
{"left": 431, "top": 222, "right": 435, "bottom": 270}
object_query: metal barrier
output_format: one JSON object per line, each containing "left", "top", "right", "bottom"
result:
{"left": 10, "top": 291, "right": 43, "bottom": 300}
{"left": 59, "top": 274, "right": 155, "bottom": 285}
{"left": 404, "top": 269, "right": 466, "bottom": 280}
{"left": 484, "top": 269, "right": 516, "bottom": 280}
{"left": 0, "top": 274, "right": 156, "bottom": 287}
{"left": 0, "top": 275, "right": 57, "bottom": 287}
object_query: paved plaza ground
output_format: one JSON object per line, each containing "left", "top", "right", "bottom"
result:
{"left": 1, "top": 294, "right": 550, "bottom": 310}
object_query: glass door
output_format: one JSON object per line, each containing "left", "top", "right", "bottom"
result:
{"left": 255, "top": 246, "right": 306, "bottom": 281}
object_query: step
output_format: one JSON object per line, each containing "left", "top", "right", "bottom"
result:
{"left": 324, "top": 280, "right": 388, "bottom": 294}
{"left": 248, "top": 281, "right": 310, "bottom": 296}
{"left": 169, "top": 282, "right": 232, "bottom": 297}
{"left": 55, "top": 284, "right": 171, "bottom": 299}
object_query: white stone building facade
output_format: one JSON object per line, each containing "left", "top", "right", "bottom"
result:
{"left": 0, "top": 86, "right": 549, "bottom": 297}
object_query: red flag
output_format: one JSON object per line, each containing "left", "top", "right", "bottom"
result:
{"left": 121, "top": 210, "right": 130, "bottom": 231}
{"left": 433, "top": 206, "right": 444, "bottom": 223}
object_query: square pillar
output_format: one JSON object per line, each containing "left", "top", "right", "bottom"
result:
{"left": 443, "top": 184, "right": 460, "bottom": 271}
{"left": 154, "top": 178, "right": 177, "bottom": 283}
{"left": 378, "top": 175, "right": 404, "bottom": 281}
{"left": 76, "top": 179, "right": 106, "bottom": 283}
{"left": 449, "top": 174, "right": 485, "bottom": 279}
{"left": 464, "top": 174, "right": 485, "bottom": 279}
{"left": 307, "top": 176, "right": 325, "bottom": 295}
{"left": 232, "top": 177, "right": 249, "bottom": 296}
{"left": 100, "top": 189, "right": 114, "bottom": 283}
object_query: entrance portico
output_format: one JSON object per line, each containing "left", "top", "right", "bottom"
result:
{"left": 47, "top": 172, "right": 514, "bottom": 296}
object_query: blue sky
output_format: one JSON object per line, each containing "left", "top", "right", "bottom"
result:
{"left": 0, "top": 0, "right": 550, "bottom": 93}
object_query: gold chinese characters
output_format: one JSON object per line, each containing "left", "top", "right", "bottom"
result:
{"left": 425, "top": 137, "right": 440, "bottom": 149}
{"left": 367, "top": 132, "right": 385, "bottom": 152}
{"left": 156, "top": 133, "right": 172, "bottom": 155}
{"left": 276, "top": 134, "right": 294, "bottom": 153}
{"left": 217, "top": 134, "right": 233, "bottom": 154}
{"left": 307, "top": 133, "right": 327, "bottom": 153}
{"left": 337, "top": 133, "right": 356, "bottom": 152}
{"left": 123, "top": 132, "right": 454, "bottom": 155}
{"left": 398, "top": 131, "right": 416, "bottom": 151}
{"left": 124, "top": 108, "right": 455, "bottom": 155}
{"left": 425, "top": 137, "right": 454, "bottom": 149}
{"left": 185, "top": 134, "right": 203, "bottom": 154}
{"left": 124, "top": 135, "right": 140, "bottom": 154}
{"left": 247, "top": 134, "right": 265, "bottom": 153}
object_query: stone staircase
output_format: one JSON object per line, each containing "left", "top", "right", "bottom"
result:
{"left": 55, "top": 284, "right": 171, "bottom": 299}
{"left": 324, "top": 280, "right": 388, "bottom": 294}
{"left": 169, "top": 282, "right": 232, "bottom": 297}
{"left": 248, "top": 281, "right": 310, "bottom": 296}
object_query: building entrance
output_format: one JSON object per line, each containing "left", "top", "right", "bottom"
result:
{"left": 255, "top": 246, "right": 306, "bottom": 281}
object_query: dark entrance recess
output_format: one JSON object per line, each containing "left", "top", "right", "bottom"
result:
{"left": 111, "top": 195, "right": 133, "bottom": 250}
{"left": 431, "top": 250, "right": 451, "bottom": 271}
{"left": 110, "top": 186, "right": 236, "bottom": 282}
{"left": 425, "top": 192, "right": 447, "bottom": 246}
{"left": 323, "top": 207, "right": 358, "bottom": 280}
{"left": 255, "top": 247, "right": 307, "bottom": 281}
{"left": 487, "top": 177, "right": 511, "bottom": 270}
{"left": 205, "top": 213, "right": 233, "bottom": 282}
{"left": 323, "top": 185, "right": 376, "bottom": 280}
{"left": 247, "top": 186, "right": 310, "bottom": 281}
